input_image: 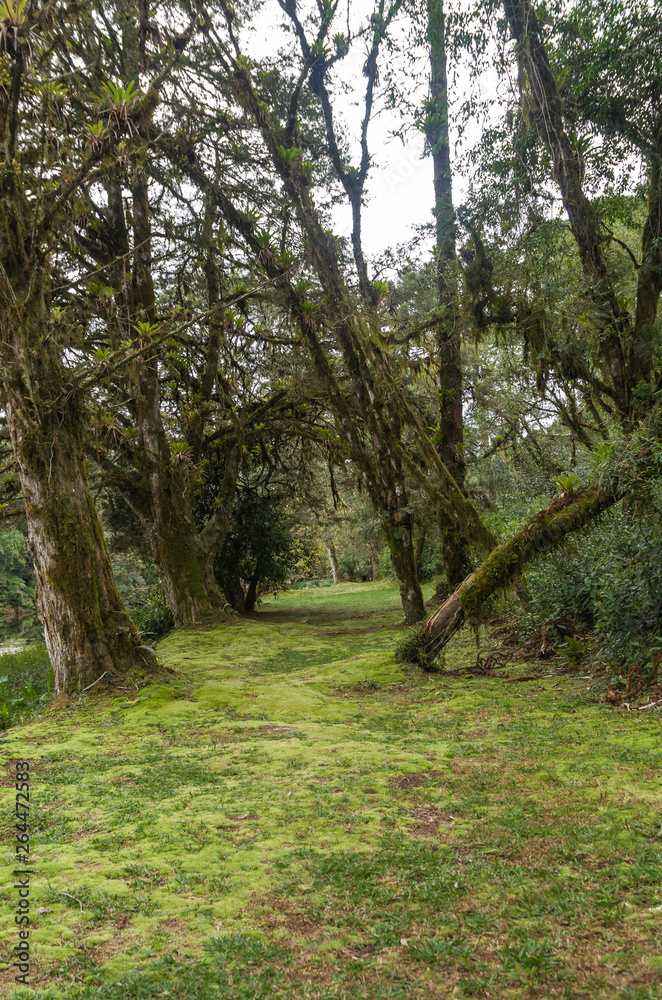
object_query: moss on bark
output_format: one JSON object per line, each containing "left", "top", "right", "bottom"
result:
{"left": 402, "top": 484, "right": 617, "bottom": 669}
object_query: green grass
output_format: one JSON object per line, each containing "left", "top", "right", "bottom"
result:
{"left": 0, "top": 581, "right": 660, "bottom": 998}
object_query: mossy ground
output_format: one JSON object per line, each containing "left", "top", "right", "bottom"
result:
{"left": 0, "top": 581, "right": 660, "bottom": 999}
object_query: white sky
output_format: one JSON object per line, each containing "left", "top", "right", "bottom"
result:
{"left": 246, "top": 1, "right": 454, "bottom": 261}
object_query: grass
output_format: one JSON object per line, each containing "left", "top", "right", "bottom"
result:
{"left": 0, "top": 580, "right": 660, "bottom": 998}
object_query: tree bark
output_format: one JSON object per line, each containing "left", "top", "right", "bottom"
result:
{"left": 325, "top": 541, "right": 342, "bottom": 584}
{"left": 3, "top": 375, "right": 154, "bottom": 694}
{"left": 245, "top": 573, "right": 259, "bottom": 613}
{"left": 632, "top": 128, "right": 662, "bottom": 384}
{"left": 385, "top": 520, "right": 426, "bottom": 623}
{"left": 99, "top": 38, "right": 231, "bottom": 625}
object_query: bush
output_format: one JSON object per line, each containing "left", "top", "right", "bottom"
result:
{"left": 215, "top": 491, "right": 300, "bottom": 611}
{"left": 0, "top": 643, "right": 53, "bottom": 731}
{"left": 511, "top": 498, "right": 662, "bottom": 671}
{"left": 128, "top": 587, "right": 175, "bottom": 641}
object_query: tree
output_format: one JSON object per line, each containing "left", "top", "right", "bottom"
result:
{"left": 215, "top": 488, "right": 298, "bottom": 613}
{"left": 0, "top": 0, "right": 179, "bottom": 690}
{"left": 402, "top": 0, "right": 662, "bottom": 665}
{"left": 424, "top": 0, "right": 472, "bottom": 589}
{"left": 188, "top": 0, "right": 501, "bottom": 622}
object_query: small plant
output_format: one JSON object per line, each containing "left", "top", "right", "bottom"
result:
{"left": 300, "top": 300, "right": 319, "bottom": 329}
{"left": 133, "top": 320, "right": 160, "bottom": 339}
{"left": 129, "top": 587, "right": 174, "bottom": 641}
{"left": 84, "top": 120, "right": 109, "bottom": 153}
{"left": 0, "top": 643, "right": 54, "bottom": 731}
{"left": 552, "top": 472, "right": 581, "bottom": 494}
{"left": 254, "top": 228, "right": 276, "bottom": 266}
{"left": 277, "top": 144, "right": 303, "bottom": 167}
{"left": 100, "top": 79, "right": 139, "bottom": 135}
{"left": 38, "top": 80, "right": 67, "bottom": 117}
{"left": 0, "top": 0, "right": 39, "bottom": 55}
{"left": 558, "top": 634, "right": 592, "bottom": 670}
{"left": 408, "top": 934, "right": 469, "bottom": 963}
{"left": 333, "top": 32, "right": 349, "bottom": 56}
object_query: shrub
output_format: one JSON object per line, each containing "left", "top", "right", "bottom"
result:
{"left": 511, "top": 498, "right": 662, "bottom": 671}
{"left": 128, "top": 587, "right": 175, "bottom": 641}
{"left": 0, "top": 643, "right": 53, "bottom": 731}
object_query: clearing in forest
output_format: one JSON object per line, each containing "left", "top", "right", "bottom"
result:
{"left": 0, "top": 581, "right": 661, "bottom": 999}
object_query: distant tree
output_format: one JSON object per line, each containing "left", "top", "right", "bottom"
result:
{"left": 215, "top": 490, "right": 298, "bottom": 613}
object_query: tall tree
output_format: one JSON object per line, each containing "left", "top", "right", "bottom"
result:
{"left": 0, "top": 0, "right": 172, "bottom": 691}
{"left": 403, "top": 0, "right": 662, "bottom": 665}
{"left": 187, "top": 0, "right": 501, "bottom": 621}
{"left": 425, "top": 0, "right": 472, "bottom": 589}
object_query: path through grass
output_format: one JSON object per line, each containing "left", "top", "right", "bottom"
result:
{"left": 0, "top": 582, "right": 661, "bottom": 998}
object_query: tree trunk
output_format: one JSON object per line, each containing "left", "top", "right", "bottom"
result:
{"left": 245, "top": 573, "right": 259, "bottom": 613}
{"left": 385, "top": 522, "right": 426, "bottom": 623}
{"left": 116, "top": 59, "right": 228, "bottom": 625}
{"left": 143, "top": 480, "right": 223, "bottom": 622}
{"left": 224, "top": 576, "right": 247, "bottom": 614}
{"left": 427, "top": 0, "right": 472, "bottom": 588}
{"left": 325, "top": 541, "right": 342, "bottom": 584}
{"left": 4, "top": 392, "right": 155, "bottom": 694}
{"left": 370, "top": 546, "right": 381, "bottom": 581}
{"left": 401, "top": 483, "right": 618, "bottom": 668}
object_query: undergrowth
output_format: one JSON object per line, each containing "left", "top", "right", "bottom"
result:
{"left": 0, "top": 643, "right": 53, "bottom": 731}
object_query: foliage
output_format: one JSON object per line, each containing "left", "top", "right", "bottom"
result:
{"left": 0, "top": 643, "right": 53, "bottom": 731}
{"left": 511, "top": 495, "right": 662, "bottom": 675}
{"left": 128, "top": 587, "right": 175, "bottom": 641}
{"left": 0, "top": 524, "right": 40, "bottom": 640}
{"left": 215, "top": 491, "right": 300, "bottom": 611}
{"left": 0, "top": 524, "right": 33, "bottom": 610}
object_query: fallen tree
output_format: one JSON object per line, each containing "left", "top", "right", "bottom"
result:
{"left": 398, "top": 437, "right": 660, "bottom": 668}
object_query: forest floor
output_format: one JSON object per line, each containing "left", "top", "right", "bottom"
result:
{"left": 0, "top": 581, "right": 661, "bottom": 1000}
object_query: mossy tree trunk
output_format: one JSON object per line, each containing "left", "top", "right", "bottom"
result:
{"left": 503, "top": 0, "right": 662, "bottom": 419}
{"left": 403, "top": 483, "right": 619, "bottom": 668}
{"left": 385, "top": 520, "right": 426, "bottom": 623}
{"left": 210, "top": 30, "right": 433, "bottom": 624}
{"left": 2, "top": 336, "right": 155, "bottom": 694}
{"left": 325, "top": 542, "right": 342, "bottom": 584}
{"left": 426, "top": 0, "right": 472, "bottom": 589}
{"left": 97, "top": 18, "right": 234, "bottom": 625}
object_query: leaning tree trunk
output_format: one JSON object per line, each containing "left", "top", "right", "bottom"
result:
{"left": 400, "top": 484, "right": 619, "bottom": 668}
{"left": 4, "top": 392, "right": 155, "bottom": 694}
{"left": 325, "top": 541, "right": 342, "bottom": 584}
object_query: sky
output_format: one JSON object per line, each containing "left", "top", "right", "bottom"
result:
{"left": 245, "top": 0, "right": 453, "bottom": 262}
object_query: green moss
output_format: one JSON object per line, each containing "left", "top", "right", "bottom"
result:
{"left": 459, "top": 487, "right": 612, "bottom": 620}
{"left": 0, "top": 581, "right": 660, "bottom": 999}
